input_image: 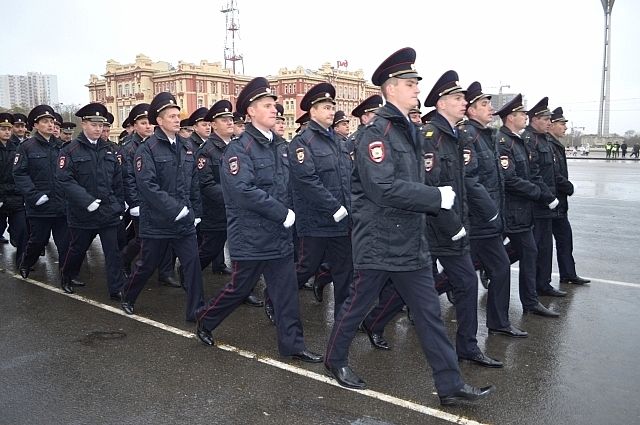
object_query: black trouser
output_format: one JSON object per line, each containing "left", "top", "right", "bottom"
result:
{"left": 198, "top": 230, "right": 226, "bottom": 270}
{"left": 121, "top": 217, "right": 175, "bottom": 278}
{"left": 122, "top": 234, "right": 204, "bottom": 321}
{"left": 552, "top": 216, "right": 578, "bottom": 279}
{"left": 3, "top": 209, "right": 28, "bottom": 266}
{"left": 197, "top": 256, "right": 306, "bottom": 356}
{"left": 21, "top": 216, "right": 69, "bottom": 270}
{"left": 506, "top": 230, "right": 539, "bottom": 309}
{"left": 470, "top": 236, "right": 511, "bottom": 330}
{"left": 61, "top": 225, "right": 126, "bottom": 297}
{"left": 437, "top": 254, "right": 480, "bottom": 357}
{"left": 325, "top": 266, "right": 464, "bottom": 396}
{"left": 533, "top": 217, "right": 554, "bottom": 292}
{"left": 296, "top": 235, "right": 353, "bottom": 315}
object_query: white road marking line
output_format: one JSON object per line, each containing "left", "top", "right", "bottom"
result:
{"left": 509, "top": 268, "right": 638, "bottom": 288}
{"left": 11, "top": 272, "right": 486, "bottom": 425}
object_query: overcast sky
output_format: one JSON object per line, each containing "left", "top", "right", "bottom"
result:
{"left": 3, "top": 0, "right": 639, "bottom": 135}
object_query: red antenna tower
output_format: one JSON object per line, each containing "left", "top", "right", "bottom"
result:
{"left": 221, "top": 0, "right": 244, "bottom": 74}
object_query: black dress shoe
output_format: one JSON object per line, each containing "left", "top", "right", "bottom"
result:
{"left": 264, "top": 299, "right": 275, "bottom": 325}
{"left": 538, "top": 287, "right": 567, "bottom": 297}
{"left": 121, "top": 301, "right": 135, "bottom": 315}
{"left": 290, "top": 350, "right": 323, "bottom": 363}
{"left": 110, "top": 291, "right": 122, "bottom": 302}
{"left": 446, "top": 290, "right": 456, "bottom": 305}
{"left": 560, "top": 276, "right": 590, "bottom": 285}
{"left": 312, "top": 280, "right": 324, "bottom": 303}
{"left": 70, "top": 278, "right": 86, "bottom": 287}
{"left": 159, "top": 276, "right": 181, "bottom": 288}
{"left": 325, "top": 364, "right": 366, "bottom": 389}
{"left": 177, "top": 265, "right": 186, "bottom": 291}
{"left": 60, "top": 276, "right": 74, "bottom": 294}
{"left": 458, "top": 352, "right": 503, "bottom": 368}
{"left": 196, "top": 321, "right": 214, "bottom": 346}
{"left": 19, "top": 265, "right": 29, "bottom": 279}
{"left": 439, "top": 384, "right": 495, "bottom": 406}
{"left": 488, "top": 325, "right": 528, "bottom": 338}
{"left": 362, "top": 323, "right": 390, "bottom": 350}
{"left": 524, "top": 302, "right": 560, "bottom": 317}
{"left": 244, "top": 293, "right": 264, "bottom": 307}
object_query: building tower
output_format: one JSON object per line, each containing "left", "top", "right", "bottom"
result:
{"left": 597, "top": 0, "right": 615, "bottom": 137}
{"left": 221, "top": 0, "right": 244, "bottom": 75}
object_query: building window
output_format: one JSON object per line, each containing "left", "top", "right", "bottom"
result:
{"left": 117, "top": 85, "right": 123, "bottom": 97}
{"left": 211, "top": 82, "right": 217, "bottom": 94}
{"left": 197, "top": 97, "right": 204, "bottom": 108}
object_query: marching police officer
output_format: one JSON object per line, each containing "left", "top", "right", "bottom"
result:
{"left": 59, "top": 122, "right": 76, "bottom": 144}
{"left": 189, "top": 107, "right": 210, "bottom": 148}
{"left": 288, "top": 83, "right": 353, "bottom": 316}
{"left": 459, "top": 82, "right": 527, "bottom": 338}
{"left": 120, "top": 92, "right": 204, "bottom": 321}
{"left": 408, "top": 99, "right": 422, "bottom": 125}
{"left": 496, "top": 94, "right": 559, "bottom": 317}
{"left": 274, "top": 103, "right": 287, "bottom": 139}
{"left": 0, "top": 113, "right": 28, "bottom": 264}
{"left": 10, "top": 113, "right": 29, "bottom": 144}
{"left": 56, "top": 103, "right": 127, "bottom": 298}
{"left": 232, "top": 112, "right": 245, "bottom": 138}
{"left": 195, "top": 77, "right": 323, "bottom": 363}
{"left": 419, "top": 71, "right": 502, "bottom": 367}
{"left": 351, "top": 95, "right": 383, "bottom": 140}
{"left": 324, "top": 48, "right": 494, "bottom": 405}
{"left": 522, "top": 97, "right": 566, "bottom": 297}
{"left": 14, "top": 105, "right": 69, "bottom": 279}
{"left": 294, "top": 112, "right": 309, "bottom": 134}
{"left": 547, "top": 107, "right": 590, "bottom": 286}
{"left": 332, "top": 110, "right": 350, "bottom": 141}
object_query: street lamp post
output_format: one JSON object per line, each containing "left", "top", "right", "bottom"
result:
{"left": 598, "top": 0, "right": 615, "bottom": 137}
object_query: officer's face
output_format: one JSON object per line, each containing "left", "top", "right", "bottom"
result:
{"left": 101, "top": 125, "right": 111, "bottom": 140}
{"left": 386, "top": 78, "right": 420, "bottom": 114}
{"left": 549, "top": 121, "right": 567, "bottom": 138}
{"left": 213, "top": 116, "right": 234, "bottom": 139}
{"left": 334, "top": 121, "right": 350, "bottom": 137}
{"left": 0, "top": 126, "right": 11, "bottom": 142}
{"left": 437, "top": 93, "right": 467, "bottom": 122}
{"left": 531, "top": 115, "right": 551, "bottom": 133}
{"left": 134, "top": 118, "right": 154, "bottom": 138}
{"left": 12, "top": 123, "right": 26, "bottom": 137}
{"left": 82, "top": 120, "right": 104, "bottom": 140}
{"left": 59, "top": 132, "right": 72, "bottom": 142}
{"left": 509, "top": 111, "right": 528, "bottom": 132}
{"left": 467, "top": 98, "right": 495, "bottom": 126}
{"left": 157, "top": 107, "right": 181, "bottom": 135}
{"left": 52, "top": 125, "right": 60, "bottom": 137}
{"left": 233, "top": 122, "right": 245, "bottom": 136}
{"left": 273, "top": 119, "right": 285, "bottom": 137}
{"left": 34, "top": 117, "right": 55, "bottom": 137}
{"left": 409, "top": 112, "right": 422, "bottom": 125}
{"left": 310, "top": 102, "right": 335, "bottom": 129}
{"left": 361, "top": 111, "right": 376, "bottom": 126}
{"left": 194, "top": 120, "right": 212, "bottom": 139}
{"left": 247, "top": 97, "right": 276, "bottom": 131}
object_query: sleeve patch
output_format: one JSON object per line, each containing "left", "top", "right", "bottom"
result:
{"left": 197, "top": 157, "right": 207, "bottom": 170}
{"left": 228, "top": 156, "right": 239, "bottom": 175}
{"left": 58, "top": 156, "right": 66, "bottom": 169}
{"left": 135, "top": 156, "right": 142, "bottom": 172}
{"left": 500, "top": 155, "right": 509, "bottom": 169}
{"left": 295, "top": 147, "right": 305, "bottom": 164}
{"left": 368, "top": 141, "right": 385, "bottom": 163}
{"left": 463, "top": 149, "right": 471, "bottom": 166}
{"left": 424, "top": 152, "right": 434, "bottom": 172}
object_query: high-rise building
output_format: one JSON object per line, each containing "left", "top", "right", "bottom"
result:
{"left": 0, "top": 72, "right": 59, "bottom": 109}
{"left": 87, "top": 54, "right": 378, "bottom": 140}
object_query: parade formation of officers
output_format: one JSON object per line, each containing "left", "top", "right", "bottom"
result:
{"left": 0, "top": 46, "right": 592, "bottom": 406}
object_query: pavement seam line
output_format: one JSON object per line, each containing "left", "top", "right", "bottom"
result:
{"left": 11, "top": 272, "right": 487, "bottom": 425}
{"left": 509, "top": 268, "right": 639, "bottom": 288}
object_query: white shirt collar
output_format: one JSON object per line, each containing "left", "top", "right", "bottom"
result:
{"left": 256, "top": 127, "right": 273, "bottom": 141}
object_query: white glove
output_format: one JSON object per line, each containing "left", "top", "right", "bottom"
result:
{"left": 489, "top": 212, "right": 499, "bottom": 222}
{"left": 87, "top": 199, "right": 101, "bottom": 212}
{"left": 333, "top": 205, "right": 348, "bottom": 222}
{"left": 194, "top": 217, "right": 201, "bottom": 226}
{"left": 451, "top": 227, "right": 467, "bottom": 241}
{"left": 436, "top": 259, "right": 444, "bottom": 273}
{"left": 35, "top": 194, "right": 49, "bottom": 206}
{"left": 0, "top": 202, "right": 3, "bottom": 208}
{"left": 548, "top": 198, "right": 559, "bottom": 210}
{"left": 283, "top": 209, "right": 295, "bottom": 228}
{"left": 175, "top": 206, "right": 189, "bottom": 221}
{"left": 129, "top": 206, "right": 140, "bottom": 217}
{"left": 124, "top": 201, "right": 129, "bottom": 210}
{"left": 437, "top": 186, "right": 455, "bottom": 210}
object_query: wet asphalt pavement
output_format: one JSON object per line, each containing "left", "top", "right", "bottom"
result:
{"left": 1, "top": 158, "right": 639, "bottom": 425}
